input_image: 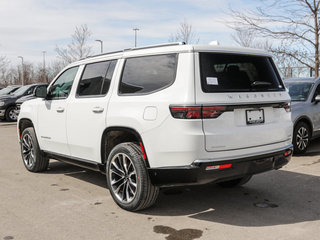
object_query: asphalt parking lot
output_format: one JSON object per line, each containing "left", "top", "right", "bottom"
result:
{"left": 0, "top": 121, "right": 319, "bottom": 240}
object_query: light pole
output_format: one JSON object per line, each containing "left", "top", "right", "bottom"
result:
{"left": 18, "top": 56, "right": 24, "bottom": 85}
{"left": 42, "top": 51, "right": 47, "bottom": 82}
{"left": 133, "top": 28, "right": 139, "bottom": 47}
{"left": 95, "top": 40, "right": 103, "bottom": 53}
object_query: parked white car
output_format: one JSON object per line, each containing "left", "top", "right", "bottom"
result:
{"left": 17, "top": 43, "right": 293, "bottom": 211}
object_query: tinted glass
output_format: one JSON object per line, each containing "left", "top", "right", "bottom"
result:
{"left": 285, "top": 82, "right": 313, "bottom": 101}
{"left": 102, "top": 60, "right": 117, "bottom": 94}
{"left": 35, "top": 85, "right": 48, "bottom": 97}
{"left": 200, "top": 53, "right": 284, "bottom": 92}
{"left": 48, "top": 67, "right": 79, "bottom": 99}
{"left": 119, "top": 54, "right": 177, "bottom": 94}
{"left": 78, "top": 61, "right": 110, "bottom": 96}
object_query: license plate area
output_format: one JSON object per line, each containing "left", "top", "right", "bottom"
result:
{"left": 246, "top": 109, "right": 264, "bottom": 125}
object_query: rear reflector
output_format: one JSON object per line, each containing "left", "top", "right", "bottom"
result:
{"left": 170, "top": 105, "right": 226, "bottom": 119}
{"left": 139, "top": 142, "right": 147, "bottom": 160}
{"left": 206, "top": 163, "right": 232, "bottom": 171}
{"left": 284, "top": 150, "right": 292, "bottom": 157}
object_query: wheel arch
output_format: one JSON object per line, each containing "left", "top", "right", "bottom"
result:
{"left": 294, "top": 116, "right": 313, "bottom": 138}
{"left": 18, "top": 118, "right": 34, "bottom": 138}
{"left": 100, "top": 127, "right": 150, "bottom": 167}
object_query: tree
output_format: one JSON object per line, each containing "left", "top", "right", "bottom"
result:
{"left": 0, "top": 56, "right": 10, "bottom": 86}
{"left": 169, "top": 19, "right": 199, "bottom": 44}
{"left": 229, "top": 0, "right": 320, "bottom": 77}
{"left": 56, "top": 24, "right": 93, "bottom": 64}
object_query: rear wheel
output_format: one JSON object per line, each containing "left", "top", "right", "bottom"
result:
{"left": 106, "top": 142, "right": 159, "bottom": 211}
{"left": 293, "top": 122, "right": 311, "bottom": 154}
{"left": 20, "top": 127, "right": 49, "bottom": 172}
{"left": 218, "top": 175, "right": 252, "bottom": 188}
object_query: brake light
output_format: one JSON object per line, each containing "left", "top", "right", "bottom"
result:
{"left": 170, "top": 106, "right": 201, "bottom": 119}
{"left": 202, "top": 106, "right": 226, "bottom": 119}
{"left": 170, "top": 106, "right": 226, "bottom": 119}
{"left": 283, "top": 102, "right": 291, "bottom": 112}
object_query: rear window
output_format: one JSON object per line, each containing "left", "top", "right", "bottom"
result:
{"left": 200, "top": 53, "right": 284, "bottom": 92}
{"left": 119, "top": 54, "right": 178, "bottom": 95}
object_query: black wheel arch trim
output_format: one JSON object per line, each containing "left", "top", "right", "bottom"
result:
{"left": 294, "top": 116, "right": 313, "bottom": 137}
{"left": 18, "top": 118, "right": 35, "bottom": 139}
{"left": 100, "top": 126, "right": 150, "bottom": 167}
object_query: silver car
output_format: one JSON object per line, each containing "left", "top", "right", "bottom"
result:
{"left": 284, "top": 77, "right": 320, "bottom": 153}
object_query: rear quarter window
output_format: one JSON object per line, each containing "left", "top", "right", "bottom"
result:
{"left": 200, "top": 53, "right": 284, "bottom": 92}
{"left": 119, "top": 54, "right": 178, "bottom": 95}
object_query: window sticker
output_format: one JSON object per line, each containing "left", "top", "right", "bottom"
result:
{"left": 206, "top": 77, "right": 218, "bottom": 85}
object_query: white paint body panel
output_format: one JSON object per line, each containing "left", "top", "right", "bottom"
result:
{"left": 18, "top": 44, "right": 293, "bottom": 169}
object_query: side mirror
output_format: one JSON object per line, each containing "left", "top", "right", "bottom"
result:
{"left": 315, "top": 95, "right": 320, "bottom": 103}
{"left": 35, "top": 87, "right": 47, "bottom": 98}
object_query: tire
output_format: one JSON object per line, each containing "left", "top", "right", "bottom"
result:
{"left": 106, "top": 142, "right": 159, "bottom": 211}
{"left": 218, "top": 175, "right": 252, "bottom": 188}
{"left": 5, "top": 106, "right": 18, "bottom": 122}
{"left": 20, "top": 127, "right": 49, "bottom": 172}
{"left": 293, "top": 122, "right": 311, "bottom": 154}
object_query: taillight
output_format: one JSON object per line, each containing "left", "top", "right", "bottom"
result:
{"left": 170, "top": 106, "right": 226, "bottom": 119}
{"left": 283, "top": 102, "right": 291, "bottom": 112}
{"left": 202, "top": 106, "right": 226, "bottom": 119}
{"left": 170, "top": 106, "right": 201, "bottom": 119}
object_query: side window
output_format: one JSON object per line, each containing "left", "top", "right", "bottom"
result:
{"left": 48, "top": 66, "right": 79, "bottom": 99}
{"left": 119, "top": 54, "right": 178, "bottom": 95}
{"left": 101, "top": 60, "right": 117, "bottom": 95}
{"left": 35, "top": 85, "right": 47, "bottom": 97}
{"left": 77, "top": 60, "right": 117, "bottom": 97}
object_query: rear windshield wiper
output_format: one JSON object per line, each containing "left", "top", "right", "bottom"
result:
{"left": 251, "top": 81, "right": 272, "bottom": 87}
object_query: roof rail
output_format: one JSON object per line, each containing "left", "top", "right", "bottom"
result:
{"left": 80, "top": 50, "right": 124, "bottom": 60}
{"left": 126, "top": 42, "right": 186, "bottom": 51}
{"left": 80, "top": 42, "right": 186, "bottom": 60}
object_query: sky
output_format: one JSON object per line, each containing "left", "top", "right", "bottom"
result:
{"left": 0, "top": 0, "right": 255, "bottom": 66}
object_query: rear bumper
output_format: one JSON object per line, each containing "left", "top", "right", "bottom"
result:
{"left": 148, "top": 145, "right": 292, "bottom": 187}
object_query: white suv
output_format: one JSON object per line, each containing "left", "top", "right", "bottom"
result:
{"left": 18, "top": 43, "right": 293, "bottom": 211}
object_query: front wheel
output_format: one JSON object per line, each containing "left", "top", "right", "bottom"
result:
{"left": 293, "top": 122, "right": 311, "bottom": 154}
{"left": 106, "top": 142, "right": 159, "bottom": 211}
{"left": 20, "top": 127, "right": 49, "bottom": 172}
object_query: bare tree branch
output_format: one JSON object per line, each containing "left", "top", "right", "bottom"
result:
{"left": 169, "top": 19, "right": 199, "bottom": 44}
{"left": 228, "top": 0, "right": 320, "bottom": 77}
{"left": 56, "top": 24, "right": 93, "bottom": 64}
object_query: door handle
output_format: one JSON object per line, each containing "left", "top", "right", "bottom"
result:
{"left": 56, "top": 107, "right": 65, "bottom": 113}
{"left": 92, "top": 107, "right": 104, "bottom": 113}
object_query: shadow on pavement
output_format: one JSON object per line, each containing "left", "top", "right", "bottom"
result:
{"left": 294, "top": 137, "right": 320, "bottom": 157}
{"left": 142, "top": 170, "right": 320, "bottom": 227}
{"left": 45, "top": 161, "right": 107, "bottom": 188}
{"left": 46, "top": 161, "right": 320, "bottom": 227}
